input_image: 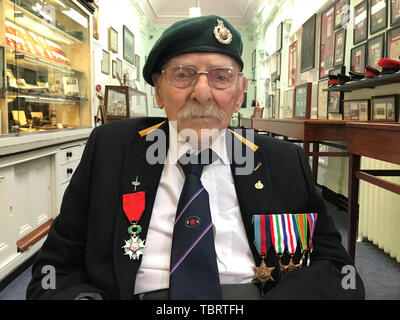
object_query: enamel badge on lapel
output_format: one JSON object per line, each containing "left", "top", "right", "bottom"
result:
{"left": 122, "top": 190, "right": 146, "bottom": 260}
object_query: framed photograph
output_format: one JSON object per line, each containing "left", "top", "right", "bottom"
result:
{"left": 327, "top": 90, "right": 343, "bottom": 114}
{"left": 92, "top": 3, "right": 99, "bottom": 40}
{"left": 284, "top": 89, "right": 295, "bottom": 118}
{"left": 116, "top": 58, "right": 122, "bottom": 78}
{"left": 268, "top": 94, "right": 274, "bottom": 118}
{"left": 276, "top": 22, "right": 283, "bottom": 51}
{"left": 335, "top": 0, "right": 351, "bottom": 29}
{"left": 350, "top": 43, "right": 367, "bottom": 73}
{"left": 343, "top": 99, "right": 370, "bottom": 120}
{"left": 367, "top": 33, "right": 385, "bottom": 69}
{"left": 354, "top": 0, "right": 369, "bottom": 44}
{"left": 112, "top": 59, "right": 117, "bottom": 78}
{"left": 134, "top": 54, "right": 140, "bottom": 81}
{"left": 123, "top": 25, "right": 135, "bottom": 65}
{"left": 101, "top": 49, "right": 110, "bottom": 74}
{"left": 319, "top": 5, "right": 335, "bottom": 79}
{"left": 293, "top": 82, "right": 312, "bottom": 118}
{"left": 386, "top": 25, "right": 400, "bottom": 58}
{"left": 371, "top": 94, "right": 398, "bottom": 121}
{"left": 252, "top": 49, "right": 256, "bottom": 70}
{"left": 334, "top": 29, "right": 346, "bottom": 67}
{"left": 253, "top": 107, "right": 264, "bottom": 119}
{"left": 370, "top": 0, "right": 388, "bottom": 34}
{"left": 288, "top": 41, "right": 297, "bottom": 87}
{"left": 318, "top": 79, "right": 329, "bottom": 119}
{"left": 108, "top": 27, "right": 118, "bottom": 53}
{"left": 391, "top": 0, "right": 400, "bottom": 26}
{"left": 275, "top": 89, "right": 280, "bottom": 119}
{"left": 301, "top": 14, "right": 316, "bottom": 72}
{"left": 276, "top": 52, "right": 281, "bottom": 77}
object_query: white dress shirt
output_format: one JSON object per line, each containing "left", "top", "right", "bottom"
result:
{"left": 134, "top": 122, "right": 255, "bottom": 295}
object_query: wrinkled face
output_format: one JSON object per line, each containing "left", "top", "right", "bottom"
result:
{"left": 154, "top": 52, "right": 246, "bottom": 144}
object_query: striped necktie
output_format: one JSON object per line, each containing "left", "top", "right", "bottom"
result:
{"left": 169, "top": 150, "right": 222, "bottom": 300}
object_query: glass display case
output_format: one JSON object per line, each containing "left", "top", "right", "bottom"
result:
{"left": 0, "top": 0, "right": 92, "bottom": 135}
{"left": 104, "top": 85, "right": 148, "bottom": 122}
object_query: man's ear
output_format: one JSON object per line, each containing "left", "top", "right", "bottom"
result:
{"left": 234, "top": 76, "right": 246, "bottom": 112}
{"left": 153, "top": 76, "right": 164, "bottom": 109}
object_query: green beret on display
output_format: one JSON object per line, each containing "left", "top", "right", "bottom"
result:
{"left": 143, "top": 15, "right": 244, "bottom": 86}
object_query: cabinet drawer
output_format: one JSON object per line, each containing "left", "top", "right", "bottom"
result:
{"left": 59, "top": 159, "right": 80, "bottom": 182}
{"left": 59, "top": 144, "right": 84, "bottom": 164}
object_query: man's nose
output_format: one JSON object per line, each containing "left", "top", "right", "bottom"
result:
{"left": 190, "top": 73, "right": 212, "bottom": 103}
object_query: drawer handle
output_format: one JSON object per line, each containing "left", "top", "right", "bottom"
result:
{"left": 66, "top": 151, "right": 73, "bottom": 158}
{"left": 67, "top": 168, "right": 74, "bottom": 174}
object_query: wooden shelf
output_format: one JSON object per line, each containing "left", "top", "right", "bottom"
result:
{"left": 325, "top": 72, "right": 400, "bottom": 92}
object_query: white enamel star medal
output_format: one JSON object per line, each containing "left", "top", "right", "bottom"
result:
{"left": 122, "top": 225, "right": 146, "bottom": 260}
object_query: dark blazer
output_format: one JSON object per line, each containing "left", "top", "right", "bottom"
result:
{"left": 27, "top": 117, "right": 364, "bottom": 300}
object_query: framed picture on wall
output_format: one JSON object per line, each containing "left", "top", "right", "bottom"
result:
{"left": 317, "top": 79, "right": 329, "bottom": 119}
{"left": 116, "top": 58, "right": 122, "bottom": 78}
{"left": 301, "top": 14, "right": 316, "bottom": 72}
{"left": 335, "top": 0, "right": 350, "bottom": 29}
{"left": 134, "top": 54, "right": 140, "bottom": 81}
{"left": 343, "top": 99, "right": 370, "bottom": 120}
{"left": 276, "top": 22, "right": 283, "bottom": 51}
{"left": 350, "top": 43, "right": 367, "bottom": 73}
{"left": 367, "top": 33, "right": 385, "bottom": 69}
{"left": 390, "top": 0, "right": 400, "bottom": 26}
{"left": 354, "top": 0, "right": 368, "bottom": 44}
{"left": 371, "top": 95, "right": 398, "bottom": 121}
{"left": 108, "top": 27, "right": 118, "bottom": 53}
{"left": 327, "top": 90, "right": 343, "bottom": 114}
{"left": 101, "top": 49, "right": 110, "bottom": 75}
{"left": 92, "top": 3, "right": 99, "bottom": 40}
{"left": 293, "top": 82, "right": 312, "bottom": 118}
{"left": 319, "top": 5, "right": 335, "bottom": 79}
{"left": 386, "top": 25, "right": 400, "bottom": 59}
{"left": 123, "top": 25, "right": 135, "bottom": 65}
{"left": 288, "top": 41, "right": 297, "bottom": 87}
{"left": 370, "top": 0, "right": 388, "bottom": 34}
{"left": 275, "top": 89, "right": 280, "bottom": 119}
{"left": 284, "top": 88, "right": 294, "bottom": 118}
{"left": 333, "top": 28, "right": 346, "bottom": 67}
{"left": 252, "top": 49, "right": 256, "bottom": 70}
{"left": 112, "top": 59, "right": 117, "bottom": 78}
{"left": 276, "top": 51, "right": 281, "bottom": 77}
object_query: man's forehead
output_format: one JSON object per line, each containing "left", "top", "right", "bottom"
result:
{"left": 167, "top": 53, "right": 238, "bottom": 68}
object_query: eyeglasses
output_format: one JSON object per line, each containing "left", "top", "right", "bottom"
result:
{"left": 161, "top": 66, "right": 242, "bottom": 89}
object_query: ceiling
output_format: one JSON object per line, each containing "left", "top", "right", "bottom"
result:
{"left": 137, "top": 0, "right": 263, "bottom": 26}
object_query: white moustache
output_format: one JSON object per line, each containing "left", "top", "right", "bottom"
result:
{"left": 178, "top": 101, "right": 226, "bottom": 121}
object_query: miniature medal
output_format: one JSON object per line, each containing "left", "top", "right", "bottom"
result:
{"left": 122, "top": 190, "right": 146, "bottom": 260}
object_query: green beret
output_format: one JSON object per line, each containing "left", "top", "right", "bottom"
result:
{"left": 143, "top": 15, "right": 243, "bottom": 86}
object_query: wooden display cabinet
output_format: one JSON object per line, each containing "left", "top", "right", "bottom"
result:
{"left": 104, "top": 85, "right": 148, "bottom": 122}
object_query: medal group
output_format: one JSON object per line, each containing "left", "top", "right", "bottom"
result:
{"left": 253, "top": 213, "right": 318, "bottom": 286}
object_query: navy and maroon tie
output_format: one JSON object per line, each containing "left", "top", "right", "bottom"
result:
{"left": 169, "top": 151, "right": 222, "bottom": 300}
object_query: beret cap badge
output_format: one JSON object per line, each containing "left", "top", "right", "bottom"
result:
{"left": 214, "top": 19, "right": 232, "bottom": 44}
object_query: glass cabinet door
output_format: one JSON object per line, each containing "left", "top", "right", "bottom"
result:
{"left": 1, "top": 0, "right": 91, "bottom": 135}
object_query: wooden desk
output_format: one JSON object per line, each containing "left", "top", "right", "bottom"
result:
{"left": 252, "top": 119, "right": 349, "bottom": 183}
{"left": 240, "top": 117, "right": 253, "bottom": 129}
{"left": 347, "top": 122, "right": 400, "bottom": 260}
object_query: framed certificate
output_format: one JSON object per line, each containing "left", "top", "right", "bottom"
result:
{"left": 386, "top": 25, "right": 400, "bottom": 59}
{"left": 350, "top": 43, "right": 367, "bottom": 73}
{"left": 367, "top": 33, "right": 385, "bottom": 69}
{"left": 101, "top": 49, "right": 110, "bottom": 75}
{"left": 276, "top": 51, "right": 281, "bottom": 77}
{"left": 370, "top": 0, "right": 388, "bottom": 34}
{"left": 327, "top": 90, "right": 343, "bottom": 114}
{"left": 276, "top": 22, "right": 283, "bottom": 51}
{"left": 334, "top": 29, "right": 346, "bottom": 67}
{"left": 391, "top": 0, "right": 400, "bottom": 26}
{"left": 371, "top": 95, "right": 398, "bottom": 121}
{"left": 335, "top": 0, "right": 351, "bottom": 29}
{"left": 108, "top": 27, "right": 118, "bottom": 53}
{"left": 275, "top": 89, "right": 280, "bottom": 119}
{"left": 319, "top": 5, "right": 335, "bottom": 79}
{"left": 252, "top": 49, "right": 256, "bottom": 70}
{"left": 343, "top": 100, "right": 370, "bottom": 120}
{"left": 293, "top": 82, "right": 312, "bottom": 118}
{"left": 301, "top": 14, "right": 316, "bottom": 72}
{"left": 354, "top": 0, "right": 369, "bottom": 44}
{"left": 288, "top": 41, "right": 297, "bottom": 87}
{"left": 318, "top": 79, "right": 329, "bottom": 119}
{"left": 284, "top": 89, "right": 295, "bottom": 118}
{"left": 123, "top": 25, "right": 135, "bottom": 65}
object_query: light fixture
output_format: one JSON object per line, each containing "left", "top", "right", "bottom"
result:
{"left": 189, "top": 0, "right": 201, "bottom": 17}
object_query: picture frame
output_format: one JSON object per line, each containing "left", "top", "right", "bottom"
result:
{"left": 386, "top": 25, "right": 400, "bottom": 59}
{"left": 301, "top": 14, "right": 316, "bottom": 72}
{"left": 276, "top": 22, "right": 283, "bottom": 52}
{"left": 317, "top": 79, "right": 329, "bottom": 119}
{"left": 108, "top": 27, "right": 118, "bottom": 53}
{"left": 275, "top": 89, "right": 280, "bottom": 119}
{"left": 354, "top": 0, "right": 369, "bottom": 44}
{"left": 367, "top": 33, "right": 385, "bottom": 69}
{"left": 343, "top": 99, "right": 370, "bottom": 120}
{"left": 288, "top": 41, "right": 297, "bottom": 87}
{"left": 284, "top": 88, "right": 295, "bottom": 118}
{"left": 92, "top": 3, "right": 99, "bottom": 40}
{"left": 390, "top": 0, "right": 400, "bottom": 26}
{"left": 333, "top": 28, "right": 346, "bottom": 67}
{"left": 101, "top": 49, "right": 110, "bottom": 75}
{"left": 123, "top": 25, "right": 135, "bottom": 65}
{"left": 116, "top": 58, "right": 122, "bottom": 79}
{"left": 319, "top": 5, "right": 335, "bottom": 79}
{"left": 253, "top": 107, "right": 264, "bottom": 119}
{"left": 268, "top": 94, "right": 274, "bottom": 118}
{"left": 134, "top": 54, "right": 140, "bottom": 81}
{"left": 335, "top": 0, "right": 351, "bottom": 29}
{"left": 327, "top": 90, "right": 343, "bottom": 114}
{"left": 350, "top": 43, "right": 367, "bottom": 73}
{"left": 112, "top": 59, "right": 117, "bottom": 78}
{"left": 293, "top": 82, "right": 312, "bottom": 118}
{"left": 252, "top": 49, "right": 256, "bottom": 71}
{"left": 371, "top": 94, "right": 398, "bottom": 121}
{"left": 370, "top": 0, "right": 388, "bottom": 34}
{"left": 276, "top": 51, "right": 281, "bottom": 77}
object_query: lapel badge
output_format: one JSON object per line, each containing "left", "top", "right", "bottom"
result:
{"left": 132, "top": 176, "right": 141, "bottom": 191}
{"left": 255, "top": 180, "right": 264, "bottom": 190}
{"left": 213, "top": 19, "right": 232, "bottom": 44}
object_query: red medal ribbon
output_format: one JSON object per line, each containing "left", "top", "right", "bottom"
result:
{"left": 123, "top": 191, "right": 145, "bottom": 222}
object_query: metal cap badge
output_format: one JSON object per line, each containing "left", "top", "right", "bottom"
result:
{"left": 214, "top": 19, "right": 232, "bottom": 44}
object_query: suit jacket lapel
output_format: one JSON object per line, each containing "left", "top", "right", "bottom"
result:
{"left": 113, "top": 121, "right": 169, "bottom": 299}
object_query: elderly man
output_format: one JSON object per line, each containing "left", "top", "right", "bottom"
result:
{"left": 27, "top": 15, "right": 364, "bottom": 300}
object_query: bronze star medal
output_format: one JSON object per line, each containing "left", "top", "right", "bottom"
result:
{"left": 253, "top": 258, "right": 275, "bottom": 287}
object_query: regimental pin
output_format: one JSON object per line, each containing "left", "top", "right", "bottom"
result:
{"left": 254, "top": 162, "right": 262, "bottom": 172}
{"left": 132, "top": 176, "right": 141, "bottom": 191}
{"left": 255, "top": 180, "right": 264, "bottom": 190}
